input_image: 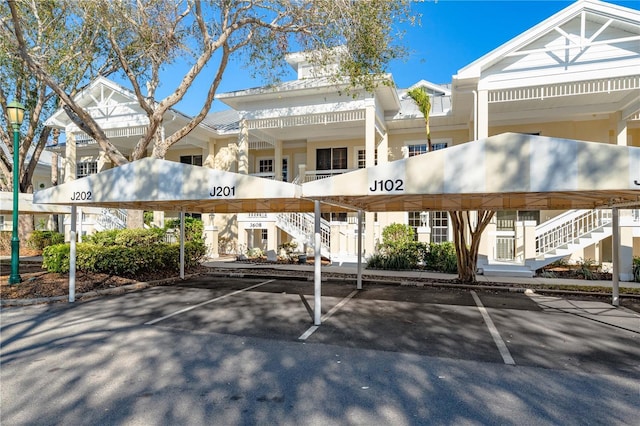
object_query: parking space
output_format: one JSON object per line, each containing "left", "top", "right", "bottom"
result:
{"left": 140, "top": 275, "right": 640, "bottom": 377}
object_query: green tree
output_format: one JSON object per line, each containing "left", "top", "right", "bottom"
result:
{"left": 1, "top": 0, "right": 117, "bottom": 234}
{"left": 5, "top": 0, "right": 415, "bottom": 165}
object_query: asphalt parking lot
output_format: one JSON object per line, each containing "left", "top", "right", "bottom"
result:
{"left": 2, "top": 275, "right": 639, "bottom": 425}
{"left": 139, "top": 275, "right": 640, "bottom": 376}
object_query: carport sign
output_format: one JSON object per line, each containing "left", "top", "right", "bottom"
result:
{"left": 368, "top": 161, "right": 407, "bottom": 195}
{"left": 208, "top": 175, "right": 237, "bottom": 199}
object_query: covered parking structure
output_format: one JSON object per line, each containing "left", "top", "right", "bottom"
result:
{"left": 34, "top": 133, "right": 640, "bottom": 323}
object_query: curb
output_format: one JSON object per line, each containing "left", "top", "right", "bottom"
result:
{"left": 0, "top": 273, "right": 201, "bottom": 307}
{"left": 205, "top": 270, "right": 640, "bottom": 299}
{"left": 2, "top": 270, "right": 638, "bottom": 307}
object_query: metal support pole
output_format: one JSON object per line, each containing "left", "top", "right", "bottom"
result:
{"left": 611, "top": 207, "right": 620, "bottom": 307}
{"left": 357, "top": 210, "right": 363, "bottom": 290}
{"left": 69, "top": 206, "right": 77, "bottom": 303}
{"left": 78, "top": 208, "right": 83, "bottom": 242}
{"left": 180, "top": 210, "right": 185, "bottom": 280}
{"left": 314, "top": 200, "right": 321, "bottom": 326}
{"left": 9, "top": 126, "right": 22, "bottom": 284}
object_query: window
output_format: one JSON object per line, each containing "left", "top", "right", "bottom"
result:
{"left": 259, "top": 159, "right": 273, "bottom": 173}
{"left": 408, "top": 211, "right": 422, "bottom": 241}
{"left": 431, "top": 211, "right": 449, "bottom": 244}
{"left": 407, "top": 141, "right": 448, "bottom": 157}
{"left": 408, "top": 143, "right": 428, "bottom": 157}
{"left": 321, "top": 212, "right": 347, "bottom": 222}
{"left": 317, "top": 147, "right": 347, "bottom": 170}
{"left": 357, "top": 149, "right": 377, "bottom": 168}
{"left": 496, "top": 210, "right": 540, "bottom": 230}
{"left": 77, "top": 161, "right": 98, "bottom": 178}
{"left": 180, "top": 155, "right": 203, "bottom": 166}
{"left": 282, "top": 158, "right": 288, "bottom": 182}
{"left": 0, "top": 216, "right": 4, "bottom": 231}
{"left": 257, "top": 158, "right": 287, "bottom": 181}
{"left": 432, "top": 142, "right": 448, "bottom": 151}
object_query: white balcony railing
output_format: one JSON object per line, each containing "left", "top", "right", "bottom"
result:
{"left": 301, "top": 169, "right": 354, "bottom": 183}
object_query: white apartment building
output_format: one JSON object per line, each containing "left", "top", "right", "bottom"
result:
{"left": 44, "top": 0, "right": 640, "bottom": 278}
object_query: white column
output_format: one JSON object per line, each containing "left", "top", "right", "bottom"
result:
{"left": 64, "top": 132, "right": 77, "bottom": 182}
{"left": 357, "top": 210, "right": 363, "bottom": 290}
{"left": 204, "top": 139, "right": 216, "bottom": 168}
{"left": 238, "top": 119, "right": 249, "bottom": 174}
{"left": 274, "top": 140, "right": 283, "bottom": 181}
{"left": 69, "top": 205, "right": 77, "bottom": 303}
{"left": 611, "top": 208, "right": 619, "bottom": 306}
{"left": 378, "top": 132, "right": 388, "bottom": 164}
{"left": 365, "top": 106, "right": 376, "bottom": 167}
{"left": 314, "top": 200, "right": 322, "bottom": 326}
{"left": 615, "top": 112, "right": 627, "bottom": 146}
{"left": 179, "top": 211, "right": 185, "bottom": 280}
{"left": 477, "top": 89, "right": 489, "bottom": 140}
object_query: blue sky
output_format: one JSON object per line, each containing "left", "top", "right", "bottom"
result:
{"left": 162, "top": 0, "right": 639, "bottom": 115}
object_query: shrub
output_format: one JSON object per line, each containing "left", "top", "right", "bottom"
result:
{"left": 424, "top": 242, "right": 458, "bottom": 273}
{"left": 42, "top": 244, "right": 71, "bottom": 273}
{"left": 278, "top": 241, "right": 298, "bottom": 260}
{"left": 633, "top": 257, "right": 640, "bottom": 283}
{"left": 26, "top": 230, "right": 65, "bottom": 251}
{"left": 246, "top": 247, "right": 264, "bottom": 258}
{"left": 42, "top": 235, "right": 205, "bottom": 276}
{"left": 85, "top": 229, "right": 120, "bottom": 246}
{"left": 165, "top": 217, "right": 204, "bottom": 242}
{"left": 379, "top": 223, "right": 415, "bottom": 252}
{"left": 576, "top": 257, "right": 596, "bottom": 280}
{"left": 114, "top": 228, "right": 165, "bottom": 247}
{"left": 365, "top": 253, "right": 386, "bottom": 269}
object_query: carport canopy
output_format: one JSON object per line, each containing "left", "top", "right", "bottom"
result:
{"left": 33, "top": 157, "right": 315, "bottom": 213}
{"left": 31, "top": 133, "right": 640, "bottom": 321}
{"left": 302, "top": 133, "right": 640, "bottom": 212}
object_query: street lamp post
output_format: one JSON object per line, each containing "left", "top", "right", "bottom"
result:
{"left": 7, "top": 101, "right": 26, "bottom": 285}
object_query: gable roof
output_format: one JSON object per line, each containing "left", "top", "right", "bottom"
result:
{"left": 456, "top": 0, "right": 640, "bottom": 81}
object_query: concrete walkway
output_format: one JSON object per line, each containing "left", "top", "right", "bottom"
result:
{"left": 203, "top": 257, "right": 640, "bottom": 291}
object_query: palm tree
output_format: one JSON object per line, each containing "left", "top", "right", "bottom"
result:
{"left": 407, "top": 86, "right": 432, "bottom": 152}
{"left": 407, "top": 85, "right": 493, "bottom": 282}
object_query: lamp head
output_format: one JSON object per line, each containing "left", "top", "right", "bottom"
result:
{"left": 7, "top": 101, "right": 26, "bottom": 126}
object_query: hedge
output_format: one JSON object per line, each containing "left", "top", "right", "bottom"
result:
{"left": 42, "top": 240, "right": 206, "bottom": 276}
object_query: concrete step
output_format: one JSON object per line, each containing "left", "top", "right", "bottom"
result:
{"left": 480, "top": 264, "right": 535, "bottom": 278}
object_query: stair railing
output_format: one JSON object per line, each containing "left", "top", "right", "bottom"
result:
{"left": 276, "top": 212, "right": 331, "bottom": 254}
{"left": 535, "top": 209, "right": 612, "bottom": 256}
{"left": 96, "top": 208, "right": 128, "bottom": 230}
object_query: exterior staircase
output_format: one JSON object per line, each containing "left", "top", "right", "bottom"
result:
{"left": 275, "top": 212, "right": 331, "bottom": 258}
{"left": 482, "top": 209, "right": 613, "bottom": 277}
{"left": 95, "top": 208, "right": 128, "bottom": 230}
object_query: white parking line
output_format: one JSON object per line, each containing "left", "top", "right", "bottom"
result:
{"left": 145, "top": 279, "right": 275, "bottom": 325}
{"left": 299, "top": 290, "right": 359, "bottom": 340}
{"left": 470, "top": 290, "right": 516, "bottom": 365}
